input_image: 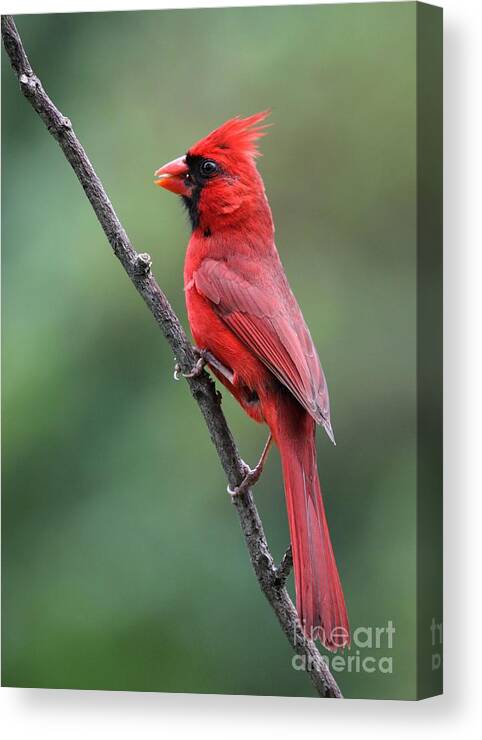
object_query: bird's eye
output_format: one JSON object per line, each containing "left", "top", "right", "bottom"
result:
{"left": 200, "top": 160, "right": 218, "bottom": 177}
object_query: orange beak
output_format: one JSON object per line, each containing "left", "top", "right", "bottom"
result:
{"left": 154, "top": 155, "right": 190, "bottom": 196}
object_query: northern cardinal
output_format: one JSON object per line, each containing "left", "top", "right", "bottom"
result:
{"left": 155, "top": 113, "right": 349, "bottom": 650}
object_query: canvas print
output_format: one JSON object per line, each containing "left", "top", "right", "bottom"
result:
{"left": 1, "top": 2, "right": 443, "bottom": 700}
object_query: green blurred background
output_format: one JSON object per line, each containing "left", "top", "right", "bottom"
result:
{"left": 2, "top": 3, "right": 418, "bottom": 698}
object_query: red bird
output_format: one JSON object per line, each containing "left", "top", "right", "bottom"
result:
{"left": 155, "top": 113, "right": 349, "bottom": 650}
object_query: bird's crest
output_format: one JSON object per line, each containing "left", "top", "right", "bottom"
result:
{"left": 188, "top": 111, "right": 271, "bottom": 160}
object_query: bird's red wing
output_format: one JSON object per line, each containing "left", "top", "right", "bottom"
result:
{"left": 193, "top": 257, "right": 332, "bottom": 430}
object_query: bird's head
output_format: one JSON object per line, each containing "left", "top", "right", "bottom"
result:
{"left": 154, "top": 112, "right": 272, "bottom": 233}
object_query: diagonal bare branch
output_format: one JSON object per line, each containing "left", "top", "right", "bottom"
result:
{"left": 1, "top": 14, "right": 342, "bottom": 698}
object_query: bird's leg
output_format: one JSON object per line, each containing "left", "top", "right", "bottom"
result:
{"left": 174, "top": 348, "right": 234, "bottom": 383}
{"left": 228, "top": 433, "right": 273, "bottom": 497}
{"left": 203, "top": 351, "right": 235, "bottom": 384}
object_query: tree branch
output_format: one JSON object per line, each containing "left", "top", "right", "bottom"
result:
{"left": 2, "top": 15, "right": 342, "bottom": 699}
{"left": 275, "top": 545, "right": 294, "bottom": 587}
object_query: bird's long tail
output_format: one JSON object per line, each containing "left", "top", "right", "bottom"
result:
{"left": 269, "top": 403, "right": 350, "bottom": 651}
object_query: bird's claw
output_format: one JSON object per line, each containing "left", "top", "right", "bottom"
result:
{"left": 227, "top": 435, "right": 272, "bottom": 497}
{"left": 173, "top": 350, "right": 207, "bottom": 381}
{"left": 227, "top": 460, "right": 264, "bottom": 497}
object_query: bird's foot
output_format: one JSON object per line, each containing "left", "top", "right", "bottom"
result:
{"left": 174, "top": 348, "right": 235, "bottom": 385}
{"left": 227, "top": 460, "right": 264, "bottom": 497}
{"left": 227, "top": 434, "right": 273, "bottom": 497}
{"left": 173, "top": 348, "right": 207, "bottom": 381}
